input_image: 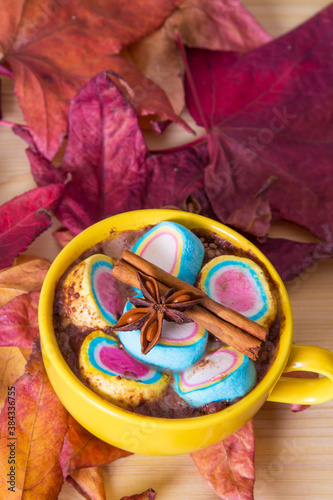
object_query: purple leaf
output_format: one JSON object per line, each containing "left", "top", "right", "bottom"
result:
{"left": 26, "top": 149, "right": 67, "bottom": 187}
{"left": 58, "top": 72, "right": 149, "bottom": 234}
{"left": 256, "top": 238, "right": 333, "bottom": 282}
{"left": 185, "top": 5, "right": 333, "bottom": 242}
{"left": 12, "top": 124, "right": 38, "bottom": 152}
{"left": 145, "top": 143, "right": 212, "bottom": 216}
{"left": 31, "top": 72, "right": 212, "bottom": 235}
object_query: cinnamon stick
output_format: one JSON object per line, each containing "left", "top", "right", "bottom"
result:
{"left": 121, "top": 250, "right": 268, "bottom": 341}
{"left": 112, "top": 259, "right": 262, "bottom": 360}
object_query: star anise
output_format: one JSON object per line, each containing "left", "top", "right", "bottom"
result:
{"left": 112, "top": 272, "right": 204, "bottom": 355}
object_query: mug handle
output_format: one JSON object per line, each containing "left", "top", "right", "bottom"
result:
{"left": 267, "top": 345, "right": 333, "bottom": 405}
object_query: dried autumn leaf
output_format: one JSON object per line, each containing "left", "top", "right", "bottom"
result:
{"left": 106, "top": 59, "right": 192, "bottom": 134}
{"left": 0, "top": 0, "right": 182, "bottom": 159}
{"left": 0, "top": 257, "right": 50, "bottom": 307}
{"left": 120, "top": 488, "right": 157, "bottom": 500}
{"left": 191, "top": 420, "right": 255, "bottom": 500}
{"left": 0, "top": 346, "right": 26, "bottom": 409}
{"left": 185, "top": 5, "right": 333, "bottom": 242}
{"left": 57, "top": 72, "right": 149, "bottom": 233}
{"left": 254, "top": 238, "right": 333, "bottom": 283}
{"left": 0, "top": 184, "right": 65, "bottom": 269}
{"left": 12, "top": 125, "right": 68, "bottom": 187}
{"left": 60, "top": 414, "right": 131, "bottom": 480}
{"left": 67, "top": 467, "right": 106, "bottom": 500}
{"left": 12, "top": 123, "right": 37, "bottom": 151}
{"left": 0, "top": 342, "right": 68, "bottom": 499}
{"left": 144, "top": 143, "right": 212, "bottom": 216}
{"left": 20, "top": 67, "right": 332, "bottom": 286}
{"left": 60, "top": 412, "right": 131, "bottom": 499}
{"left": 225, "top": 176, "right": 276, "bottom": 238}
{"left": 124, "top": 0, "right": 271, "bottom": 117}
{"left": 20, "top": 348, "right": 32, "bottom": 361}
{"left": 33, "top": 72, "right": 209, "bottom": 235}
{"left": 0, "top": 63, "right": 12, "bottom": 78}
{"left": 26, "top": 149, "right": 68, "bottom": 186}
{"left": 0, "top": 290, "right": 40, "bottom": 348}
{"left": 0, "top": 340, "right": 132, "bottom": 499}
{"left": 53, "top": 228, "right": 75, "bottom": 248}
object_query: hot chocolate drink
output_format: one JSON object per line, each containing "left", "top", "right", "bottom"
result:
{"left": 53, "top": 221, "right": 281, "bottom": 418}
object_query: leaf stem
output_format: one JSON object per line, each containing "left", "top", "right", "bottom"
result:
{"left": 0, "top": 64, "right": 13, "bottom": 78}
{"left": 0, "top": 119, "right": 17, "bottom": 127}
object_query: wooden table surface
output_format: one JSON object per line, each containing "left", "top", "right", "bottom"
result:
{"left": 1, "top": 1, "right": 333, "bottom": 499}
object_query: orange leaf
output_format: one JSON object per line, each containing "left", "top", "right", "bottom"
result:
{"left": 0, "top": 0, "right": 181, "bottom": 159}
{"left": 0, "top": 342, "right": 68, "bottom": 499}
{"left": 67, "top": 467, "right": 106, "bottom": 500}
{"left": 0, "top": 257, "right": 50, "bottom": 307}
{"left": 53, "top": 228, "right": 74, "bottom": 248}
{"left": 0, "top": 346, "right": 26, "bottom": 410}
{"left": 120, "top": 488, "right": 157, "bottom": 500}
{"left": 60, "top": 414, "right": 132, "bottom": 479}
{"left": 191, "top": 420, "right": 255, "bottom": 500}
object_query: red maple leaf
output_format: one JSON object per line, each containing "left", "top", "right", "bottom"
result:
{"left": 184, "top": 5, "right": 333, "bottom": 243}
{"left": 0, "top": 0, "right": 183, "bottom": 159}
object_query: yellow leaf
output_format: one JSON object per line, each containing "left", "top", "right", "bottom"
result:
{"left": 0, "top": 257, "right": 51, "bottom": 307}
{"left": 0, "top": 347, "right": 68, "bottom": 499}
{"left": 0, "top": 346, "right": 26, "bottom": 410}
{"left": 67, "top": 466, "right": 106, "bottom": 500}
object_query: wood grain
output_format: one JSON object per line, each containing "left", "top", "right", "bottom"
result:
{"left": 1, "top": 1, "right": 332, "bottom": 498}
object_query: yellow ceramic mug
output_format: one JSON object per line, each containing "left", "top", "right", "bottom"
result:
{"left": 39, "top": 210, "right": 333, "bottom": 455}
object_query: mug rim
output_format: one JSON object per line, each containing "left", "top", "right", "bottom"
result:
{"left": 39, "top": 209, "right": 293, "bottom": 431}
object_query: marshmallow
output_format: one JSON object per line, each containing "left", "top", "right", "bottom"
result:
{"left": 133, "top": 221, "right": 204, "bottom": 286}
{"left": 79, "top": 331, "right": 170, "bottom": 408}
{"left": 198, "top": 255, "right": 277, "bottom": 327}
{"left": 61, "top": 254, "right": 125, "bottom": 329}
{"left": 117, "top": 302, "right": 208, "bottom": 372}
{"left": 172, "top": 346, "right": 256, "bottom": 407}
